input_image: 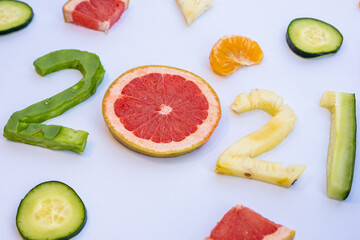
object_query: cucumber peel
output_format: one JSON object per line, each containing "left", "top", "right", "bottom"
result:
{"left": 321, "top": 91, "right": 357, "bottom": 200}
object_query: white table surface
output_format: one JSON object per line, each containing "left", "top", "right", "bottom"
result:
{"left": 1, "top": 0, "right": 359, "bottom": 239}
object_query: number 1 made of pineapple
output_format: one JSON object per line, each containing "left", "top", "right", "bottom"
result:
{"left": 215, "top": 89, "right": 306, "bottom": 187}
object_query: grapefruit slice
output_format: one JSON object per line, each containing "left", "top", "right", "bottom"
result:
{"left": 102, "top": 65, "right": 221, "bottom": 157}
{"left": 206, "top": 205, "right": 295, "bottom": 240}
{"left": 63, "top": 0, "right": 129, "bottom": 32}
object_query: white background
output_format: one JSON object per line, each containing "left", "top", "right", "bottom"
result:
{"left": 1, "top": 0, "right": 360, "bottom": 239}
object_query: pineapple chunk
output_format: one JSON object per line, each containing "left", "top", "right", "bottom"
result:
{"left": 216, "top": 157, "right": 307, "bottom": 188}
{"left": 216, "top": 89, "right": 306, "bottom": 187}
{"left": 231, "top": 89, "right": 284, "bottom": 116}
{"left": 176, "top": 0, "right": 213, "bottom": 25}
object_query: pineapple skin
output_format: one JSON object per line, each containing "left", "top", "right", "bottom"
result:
{"left": 216, "top": 89, "right": 306, "bottom": 187}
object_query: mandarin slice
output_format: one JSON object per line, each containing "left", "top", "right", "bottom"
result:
{"left": 209, "top": 35, "right": 263, "bottom": 76}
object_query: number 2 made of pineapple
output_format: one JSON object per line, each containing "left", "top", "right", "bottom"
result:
{"left": 215, "top": 89, "right": 306, "bottom": 188}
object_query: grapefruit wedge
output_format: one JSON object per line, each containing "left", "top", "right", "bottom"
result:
{"left": 102, "top": 65, "right": 221, "bottom": 157}
{"left": 206, "top": 205, "right": 295, "bottom": 240}
{"left": 63, "top": 0, "right": 129, "bottom": 32}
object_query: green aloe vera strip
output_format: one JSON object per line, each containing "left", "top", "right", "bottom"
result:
{"left": 3, "top": 49, "right": 105, "bottom": 152}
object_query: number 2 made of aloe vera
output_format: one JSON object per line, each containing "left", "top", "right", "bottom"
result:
{"left": 3, "top": 49, "right": 105, "bottom": 153}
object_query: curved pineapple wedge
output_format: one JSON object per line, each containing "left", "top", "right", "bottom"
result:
{"left": 216, "top": 157, "right": 306, "bottom": 188}
{"left": 216, "top": 89, "right": 306, "bottom": 187}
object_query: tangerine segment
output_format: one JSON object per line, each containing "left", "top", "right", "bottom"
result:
{"left": 103, "top": 66, "right": 221, "bottom": 157}
{"left": 209, "top": 35, "right": 263, "bottom": 76}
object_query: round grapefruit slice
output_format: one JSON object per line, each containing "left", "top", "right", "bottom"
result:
{"left": 63, "top": 0, "right": 129, "bottom": 32}
{"left": 102, "top": 65, "right": 221, "bottom": 157}
{"left": 206, "top": 205, "right": 295, "bottom": 240}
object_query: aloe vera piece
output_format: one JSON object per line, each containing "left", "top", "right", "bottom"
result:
{"left": 321, "top": 91, "right": 357, "bottom": 200}
{"left": 3, "top": 49, "right": 105, "bottom": 152}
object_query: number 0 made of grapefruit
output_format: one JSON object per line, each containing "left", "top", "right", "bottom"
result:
{"left": 102, "top": 66, "right": 221, "bottom": 157}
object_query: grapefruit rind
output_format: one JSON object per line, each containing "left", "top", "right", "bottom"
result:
{"left": 63, "top": 0, "right": 129, "bottom": 32}
{"left": 102, "top": 65, "right": 221, "bottom": 157}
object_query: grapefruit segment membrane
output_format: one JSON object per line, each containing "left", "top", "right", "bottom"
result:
{"left": 205, "top": 205, "right": 295, "bottom": 240}
{"left": 102, "top": 66, "right": 221, "bottom": 157}
{"left": 63, "top": 0, "right": 129, "bottom": 32}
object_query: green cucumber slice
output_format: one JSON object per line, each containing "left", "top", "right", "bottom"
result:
{"left": 321, "top": 91, "right": 357, "bottom": 200}
{"left": 0, "top": 0, "right": 33, "bottom": 35}
{"left": 16, "top": 181, "right": 87, "bottom": 240}
{"left": 286, "top": 18, "right": 343, "bottom": 58}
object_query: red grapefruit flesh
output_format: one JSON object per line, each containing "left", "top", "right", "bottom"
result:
{"left": 63, "top": 0, "right": 129, "bottom": 32}
{"left": 206, "top": 205, "right": 295, "bottom": 240}
{"left": 102, "top": 65, "right": 221, "bottom": 157}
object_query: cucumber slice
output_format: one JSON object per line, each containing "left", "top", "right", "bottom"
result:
{"left": 286, "top": 18, "right": 343, "bottom": 58}
{"left": 321, "top": 92, "right": 357, "bottom": 200}
{"left": 16, "top": 181, "right": 87, "bottom": 240}
{"left": 0, "top": 0, "right": 33, "bottom": 35}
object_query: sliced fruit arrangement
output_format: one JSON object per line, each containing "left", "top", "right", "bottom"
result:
{"left": 205, "top": 205, "right": 295, "bottom": 240}
{"left": 176, "top": 0, "right": 213, "bottom": 25}
{"left": 216, "top": 89, "right": 306, "bottom": 187}
{"left": 102, "top": 65, "right": 221, "bottom": 157}
{"left": 0, "top": 0, "right": 33, "bottom": 35}
{"left": 209, "top": 35, "right": 263, "bottom": 76}
{"left": 16, "top": 181, "right": 87, "bottom": 240}
{"left": 63, "top": 0, "right": 129, "bottom": 33}
{"left": 3, "top": 49, "right": 105, "bottom": 152}
{"left": 286, "top": 17, "right": 343, "bottom": 58}
{"left": 321, "top": 91, "right": 357, "bottom": 200}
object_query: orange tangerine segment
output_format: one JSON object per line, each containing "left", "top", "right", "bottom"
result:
{"left": 209, "top": 35, "right": 264, "bottom": 76}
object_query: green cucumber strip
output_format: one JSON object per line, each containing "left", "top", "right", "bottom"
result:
{"left": 0, "top": 0, "right": 33, "bottom": 35}
{"left": 286, "top": 18, "right": 343, "bottom": 58}
{"left": 321, "top": 91, "right": 357, "bottom": 200}
{"left": 16, "top": 181, "right": 87, "bottom": 240}
{"left": 3, "top": 49, "right": 105, "bottom": 152}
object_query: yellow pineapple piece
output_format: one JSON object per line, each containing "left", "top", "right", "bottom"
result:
{"left": 216, "top": 157, "right": 306, "bottom": 188}
{"left": 216, "top": 89, "right": 306, "bottom": 187}
{"left": 176, "top": 0, "right": 213, "bottom": 25}
{"left": 231, "top": 89, "right": 284, "bottom": 115}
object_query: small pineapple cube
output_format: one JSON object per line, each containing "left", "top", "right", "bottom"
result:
{"left": 176, "top": 0, "right": 213, "bottom": 25}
